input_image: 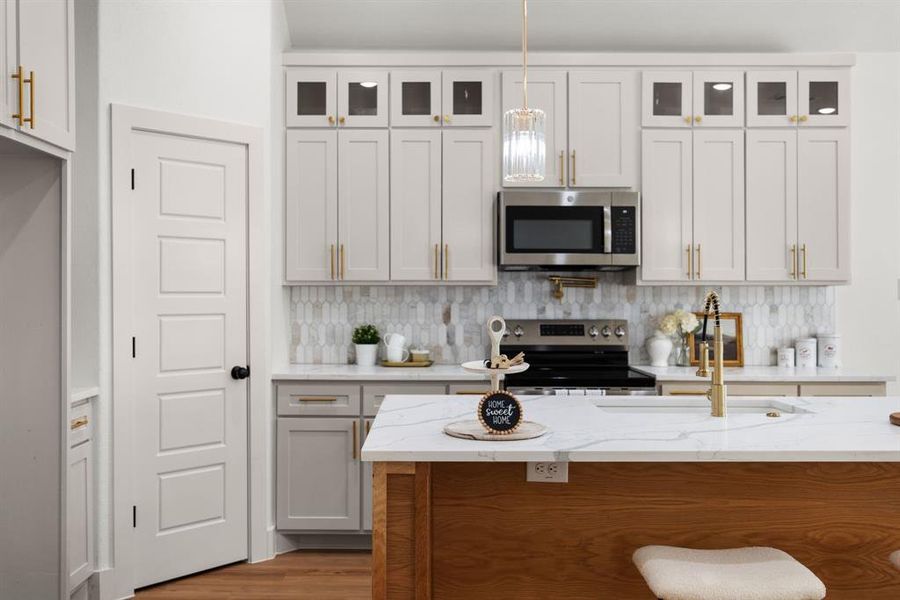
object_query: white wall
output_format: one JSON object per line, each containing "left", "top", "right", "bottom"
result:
{"left": 88, "top": 1, "right": 289, "bottom": 597}
{"left": 839, "top": 52, "right": 900, "bottom": 394}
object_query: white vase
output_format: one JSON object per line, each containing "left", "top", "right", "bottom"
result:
{"left": 355, "top": 343, "right": 378, "bottom": 366}
{"left": 647, "top": 330, "right": 674, "bottom": 367}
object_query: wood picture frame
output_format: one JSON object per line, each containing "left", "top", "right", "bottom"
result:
{"left": 688, "top": 312, "right": 744, "bottom": 367}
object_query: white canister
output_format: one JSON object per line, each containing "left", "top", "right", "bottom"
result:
{"left": 777, "top": 347, "right": 795, "bottom": 368}
{"left": 817, "top": 334, "right": 842, "bottom": 368}
{"left": 795, "top": 338, "right": 817, "bottom": 368}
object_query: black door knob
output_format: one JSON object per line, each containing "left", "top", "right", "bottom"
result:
{"left": 231, "top": 365, "right": 250, "bottom": 380}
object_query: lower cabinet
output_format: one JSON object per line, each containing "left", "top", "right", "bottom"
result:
{"left": 660, "top": 381, "right": 886, "bottom": 397}
{"left": 68, "top": 399, "right": 94, "bottom": 594}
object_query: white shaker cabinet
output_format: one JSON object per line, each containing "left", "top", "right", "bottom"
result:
{"left": 390, "top": 129, "right": 443, "bottom": 281}
{"left": 0, "top": 0, "right": 15, "bottom": 131}
{"left": 287, "top": 69, "right": 389, "bottom": 128}
{"left": 390, "top": 70, "right": 442, "bottom": 127}
{"left": 569, "top": 71, "right": 638, "bottom": 187}
{"left": 68, "top": 439, "right": 94, "bottom": 591}
{"left": 285, "top": 130, "right": 338, "bottom": 281}
{"left": 501, "top": 69, "right": 568, "bottom": 187}
{"left": 441, "top": 70, "right": 494, "bottom": 127}
{"left": 338, "top": 130, "right": 390, "bottom": 281}
{"left": 442, "top": 129, "right": 495, "bottom": 282}
{"left": 643, "top": 71, "right": 743, "bottom": 128}
{"left": 337, "top": 70, "right": 389, "bottom": 128}
{"left": 747, "top": 70, "right": 849, "bottom": 127}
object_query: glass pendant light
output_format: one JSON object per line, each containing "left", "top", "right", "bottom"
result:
{"left": 503, "top": 0, "right": 545, "bottom": 182}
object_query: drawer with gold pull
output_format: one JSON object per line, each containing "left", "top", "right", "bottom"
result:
{"left": 69, "top": 402, "right": 93, "bottom": 448}
{"left": 277, "top": 383, "right": 361, "bottom": 416}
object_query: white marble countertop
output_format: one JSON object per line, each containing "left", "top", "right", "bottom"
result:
{"left": 273, "top": 363, "right": 894, "bottom": 384}
{"left": 362, "top": 394, "right": 900, "bottom": 463}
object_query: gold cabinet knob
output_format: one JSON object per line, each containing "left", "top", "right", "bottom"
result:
{"left": 433, "top": 115, "right": 440, "bottom": 122}
{"left": 694, "top": 115, "right": 702, "bottom": 123}
{"left": 327, "top": 115, "right": 335, "bottom": 125}
{"left": 443, "top": 115, "right": 451, "bottom": 124}
{"left": 684, "top": 116, "right": 692, "bottom": 124}
{"left": 789, "top": 115, "right": 798, "bottom": 123}
{"left": 799, "top": 115, "right": 808, "bottom": 123}
{"left": 338, "top": 116, "right": 346, "bottom": 125}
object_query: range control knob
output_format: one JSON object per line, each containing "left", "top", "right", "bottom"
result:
{"left": 513, "top": 325, "right": 525, "bottom": 338}
{"left": 614, "top": 325, "right": 626, "bottom": 338}
{"left": 588, "top": 326, "right": 599, "bottom": 338}
{"left": 600, "top": 326, "right": 612, "bottom": 338}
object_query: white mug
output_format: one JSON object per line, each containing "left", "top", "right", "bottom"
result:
{"left": 383, "top": 333, "right": 406, "bottom": 348}
{"left": 385, "top": 345, "right": 409, "bottom": 363}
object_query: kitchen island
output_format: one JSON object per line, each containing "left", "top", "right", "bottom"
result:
{"left": 362, "top": 394, "right": 900, "bottom": 599}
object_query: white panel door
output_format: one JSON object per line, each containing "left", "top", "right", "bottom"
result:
{"left": 746, "top": 70, "right": 798, "bottom": 127}
{"left": 799, "top": 69, "right": 850, "bottom": 127}
{"left": 390, "top": 129, "right": 442, "bottom": 281}
{"left": 569, "top": 71, "right": 637, "bottom": 187}
{"left": 746, "top": 129, "right": 798, "bottom": 281}
{"left": 276, "top": 418, "right": 361, "bottom": 531}
{"left": 132, "top": 130, "right": 248, "bottom": 588}
{"left": 640, "top": 129, "right": 693, "bottom": 282}
{"left": 0, "top": 0, "right": 15, "bottom": 131}
{"left": 501, "top": 69, "right": 568, "bottom": 187}
{"left": 798, "top": 128, "right": 850, "bottom": 281}
{"left": 692, "top": 71, "right": 744, "bottom": 127}
{"left": 285, "top": 130, "right": 338, "bottom": 282}
{"left": 692, "top": 130, "right": 745, "bottom": 281}
{"left": 338, "top": 129, "right": 389, "bottom": 281}
{"left": 337, "top": 70, "right": 388, "bottom": 128}
{"left": 17, "top": 0, "right": 75, "bottom": 149}
{"left": 642, "top": 71, "right": 692, "bottom": 127}
{"left": 390, "top": 69, "right": 442, "bottom": 127}
{"left": 441, "top": 69, "right": 494, "bottom": 127}
{"left": 285, "top": 68, "right": 337, "bottom": 127}
{"left": 442, "top": 129, "right": 495, "bottom": 282}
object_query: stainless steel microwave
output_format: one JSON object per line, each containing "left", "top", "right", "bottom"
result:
{"left": 498, "top": 191, "right": 640, "bottom": 270}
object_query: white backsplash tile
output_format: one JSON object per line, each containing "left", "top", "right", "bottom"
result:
{"left": 289, "top": 272, "right": 836, "bottom": 365}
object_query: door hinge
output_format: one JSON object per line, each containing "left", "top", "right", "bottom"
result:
{"left": 131, "top": 168, "right": 135, "bottom": 190}
{"left": 132, "top": 505, "right": 137, "bottom": 528}
{"left": 132, "top": 336, "right": 136, "bottom": 358}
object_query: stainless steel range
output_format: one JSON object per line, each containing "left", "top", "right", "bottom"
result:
{"left": 500, "top": 319, "right": 656, "bottom": 396}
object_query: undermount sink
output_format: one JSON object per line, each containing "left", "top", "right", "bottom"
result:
{"left": 593, "top": 398, "right": 809, "bottom": 415}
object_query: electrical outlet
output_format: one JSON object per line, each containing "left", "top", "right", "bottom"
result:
{"left": 527, "top": 461, "right": 569, "bottom": 483}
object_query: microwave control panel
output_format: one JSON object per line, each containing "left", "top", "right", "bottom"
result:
{"left": 610, "top": 206, "right": 636, "bottom": 254}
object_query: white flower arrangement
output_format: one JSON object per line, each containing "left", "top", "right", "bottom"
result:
{"left": 658, "top": 309, "right": 699, "bottom": 337}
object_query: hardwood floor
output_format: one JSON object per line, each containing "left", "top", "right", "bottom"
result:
{"left": 135, "top": 551, "right": 372, "bottom": 599}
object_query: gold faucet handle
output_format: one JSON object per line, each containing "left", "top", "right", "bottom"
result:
{"left": 695, "top": 341, "right": 710, "bottom": 377}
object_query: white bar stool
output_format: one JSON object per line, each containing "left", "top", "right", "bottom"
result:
{"left": 633, "top": 545, "right": 826, "bottom": 600}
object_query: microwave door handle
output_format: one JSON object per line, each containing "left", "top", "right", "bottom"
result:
{"left": 603, "top": 205, "right": 612, "bottom": 254}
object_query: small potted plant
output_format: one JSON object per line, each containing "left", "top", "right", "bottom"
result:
{"left": 352, "top": 324, "right": 380, "bottom": 367}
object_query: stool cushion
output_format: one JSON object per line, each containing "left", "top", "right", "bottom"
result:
{"left": 891, "top": 550, "right": 900, "bottom": 570}
{"left": 633, "top": 546, "right": 826, "bottom": 600}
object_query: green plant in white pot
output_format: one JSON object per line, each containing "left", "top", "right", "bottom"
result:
{"left": 352, "top": 324, "right": 380, "bottom": 367}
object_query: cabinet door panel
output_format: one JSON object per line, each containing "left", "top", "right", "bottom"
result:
{"left": 502, "top": 69, "right": 567, "bottom": 187}
{"left": 442, "top": 129, "right": 495, "bottom": 281}
{"left": 746, "top": 130, "right": 798, "bottom": 281}
{"left": 442, "top": 70, "right": 494, "bottom": 127}
{"left": 746, "top": 70, "right": 798, "bottom": 127}
{"left": 276, "top": 418, "right": 361, "bottom": 531}
{"left": 68, "top": 441, "right": 93, "bottom": 591}
{"left": 799, "top": 69, "right": 850, "bottom": 127}
{"left": 642, "top": 71, "right": 692, "bottom": 127}
{"left": 569, "top": 71, "right": 637, "bottom": 187}
{"left": 362, "top": 419, "right": 373, "bottom": 531}
{"left": 798, "top": 128, "right": 849, "bottom": 281}
{"left": 285, "top": 68, "right": 337, "bottom": 127}
{"left": 640, "top": 129, "right": 692, "bottom": 282}
{"left": 391, "top": 70, "right": 441, "bottom": 127}
{"left": 18, "top": 0, "right": 74, "bottom": 148}
{"left": 692, "top": 129, "right": 745, "bottom": 281}
{"left": 338, "top": 130, "right": 390, "bottom": 281}
{"left": 337, "top": 70, "right": 388, "bottom": 128}
{"left": 285, "top": 130, "right": 338, "bottom": 282}
{"left": 693, "top": 71, "right": 744, "bottom": 127}
{"left": 390, "top": 130, "right": 442, "bottom": 281}
{"left": 0, "top": 0, "right": 15, "bottom": 130}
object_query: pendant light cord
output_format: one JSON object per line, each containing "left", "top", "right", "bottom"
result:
{"left": 521, "top": 0, "right": 528, "bottom": 109}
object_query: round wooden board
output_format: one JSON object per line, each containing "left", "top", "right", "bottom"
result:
{"left": 890, "top": 412, "right": 900, "bottom": 427}
{"left": 443, "top": 420, "right": 548, "bottom": 441}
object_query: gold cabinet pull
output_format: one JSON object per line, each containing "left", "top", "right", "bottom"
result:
{"left": 799, "top": 115, "right": 808, "bottom": 123}
{"left": 684, "top": 115, "right": 692, "bottom": 124}
{"left": 789, "top": 115, "right": 798, "bottom": 123}
{"left": 10, "top": 66, "right": 23, "bottom": 126}
{"left": 695, "top": 244, "right": 702, "bottom": 279}
{"left": 571, "top": 150, "right": 576, "bottom": 185}
{"left": 434, "top": 243, "right": 439, "bottom": 279}
{"left": 70, "top": 416, "right": 88, "bottom": 430}
{"left": 667, "top": 390, "right": 705, "bottom": 396}
{"left": 789, "top": 244, "right": 797, "bottom": 279}
{"left": 455, "top": 390, "right": 488, "bottom": 395}
{"left": 694, "top": 115, "right": 702, "bottom": 123}
{"left": 340, "top": 243, "right": 345, "bottom": 280}
{"left": 330, "top": 244, "right": 335, "bottom": 280}
{"left": 291, "top": 395, "right": 340, "bottom": 402}
{"left": 338, "top": 116, "right": 346, "bottom": 125}
{"left": 327, "top": 115, "right": 335, "bottom": 125}
{"left": 801, "top": 243, "right": 808, "bottom": 279}
{"left": 443, "top": 114, "right": 451, "bottom": 124}
{"left": 443, "top": 244, "right": 449, "bottom": 280}
{"left": 25, "top": 70, "right": 33, "bottom": 128}
{"left": 558, "top": 151, "right": 564, "bottom": 186}
{"left": 433, "top": 115, "right": 440, "bottom": 123}
{"left": 686, "top": 244, "right": 693, "bottom": 279}
{"left": 352, "top": 420, "right": 358, "bottom": 460}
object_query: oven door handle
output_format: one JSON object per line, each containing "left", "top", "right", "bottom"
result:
{"left": 602, "top": 205, "right": 612, "bottom": 254}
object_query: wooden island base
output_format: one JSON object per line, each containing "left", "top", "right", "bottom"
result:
{"left": 372, "top": 462, "right": 900, "bottom": 600}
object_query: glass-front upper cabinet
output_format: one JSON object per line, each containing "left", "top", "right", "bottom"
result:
{"left": 441, "top": 70, "right": 494, "bottom": 127}
{"left": 390, "top": 70, "right": 442, "bottom": 127}
{"left": 337, "top": 70, "right": 389, "bottom": 128}
{"left": 747, "top": 70, "right": 849, "bottom": 127}
{"left": 286, "top": 68, "right": 337, "bottom": 127}
{"left": 692, "top": 71, "right": 744, "bottom": 127}
{"left": 641, "top": 71, "right": 692, "bottom": 127}
{"left": 799, "top": 70, "right": 849, "bottom": 127}
{"left": 746, "top": 70, "right": 797, "bottom": 127}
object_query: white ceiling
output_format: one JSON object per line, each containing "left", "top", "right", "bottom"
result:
{"left": 283, "top": 0, "right": 900, "bottom": 53}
